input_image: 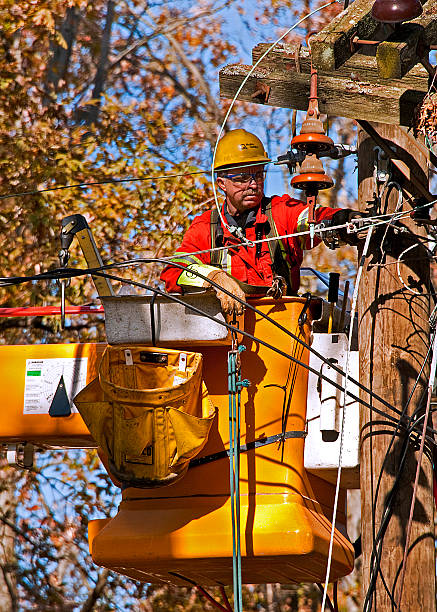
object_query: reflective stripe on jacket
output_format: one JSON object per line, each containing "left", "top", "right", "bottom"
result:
{"left": 160, "top": 194, "right": 339, "bottom": 294}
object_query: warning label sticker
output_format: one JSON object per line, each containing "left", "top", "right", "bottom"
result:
{"left": 23, "top": 358, "right": 88, "bottom": 415}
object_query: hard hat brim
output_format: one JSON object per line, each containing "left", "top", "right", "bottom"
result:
{"left": 213, "top": 157, "right": 271, "bottom": 172}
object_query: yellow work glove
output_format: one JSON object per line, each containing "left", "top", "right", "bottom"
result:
{"left": 203, "top": 269, "right": 246, "bottom": 316}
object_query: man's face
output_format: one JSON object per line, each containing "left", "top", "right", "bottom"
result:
{"left": 216, "top": 164, "right": 265, "bottom": 215}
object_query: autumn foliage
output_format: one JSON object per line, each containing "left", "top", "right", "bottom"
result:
{"left": 0, "top": 0, "right": 359, "bottom": 609}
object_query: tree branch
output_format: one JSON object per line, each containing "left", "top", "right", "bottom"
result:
{"left": 79, "top": 0, "right": 115, "bottom": 125}
{"left": 79, "top": 569, "right": 110, "bottom": 612}
{"left": 46, "top": 7, "right": 81, "bottom": 92}
{"left": 1, "top": 565, "right": 18, "bottom": 612}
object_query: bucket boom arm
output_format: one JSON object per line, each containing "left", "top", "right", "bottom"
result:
{"left": 60, "top": 214, "right": 114, "bottom": 298}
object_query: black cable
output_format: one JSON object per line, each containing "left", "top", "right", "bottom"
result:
{"left": 0, "top": 159, "right": 282, "bottom": 202}
{"left": 0, "top": 258, "right": 412, "bottom": 424}
{"left": 363, "top": 345, "right": 435, "bottom": 611}
{"left": 81, "top": 267, "right": 437, "bottom": 448}
{"left": 90, "top": 267, "right": 394, "bottom": 418}
{"left": 315, "top": 583, "right": 335, "bottom": 612}
{"left": 0, "top": 261, "right": 409, "bottom": 429}
{"left": 0, "top": 171, "right": 206, "bottom": 201}
{"left": 363, "top": 281, "right": 437, "bottom": 607}
{"left": 365, "top": 400, "right": 432, "bottom": 608}
{"left": 364, "top": 426, "right": 415, "bottom": 611}
{"left": 4, "top": 259, "right": 437, "bottom": 446}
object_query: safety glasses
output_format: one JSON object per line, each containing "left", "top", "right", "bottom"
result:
{"left": 222, "top": 170, "right": 266, "bottom": 185}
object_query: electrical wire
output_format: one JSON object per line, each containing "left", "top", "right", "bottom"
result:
{"left": 92, "top": 266, "right": 388, "bottom": 417}
{"left": 0, "top": 170, "right": 207, "bottom": 201}
{"left": 364, "top": 263, "right": 437, "bottom": 606}
{"left": 5, "top": 255, "right": 437, "bottom": 442}
{"left": 315, "top": 583, "right": 335, "bottom": 612}
{"left": 0, "top": 258, "right": 415, "bottom": 427}
{"left": 363, "top": 387, "right": 431, "bottom": 612}
{"left": 364, "top": 349, "right": 434, "bottom": 611}
{"left": 219, "top": 586, "right": 233, "bottom": 612}
{"left": 1, "top": 193, "right": 434, "bottom": 278}
{"left": 210, "top": 0, "right": 342, "bottom": 237}
{"left": 362, "top": 307, "right": 437, "bottom": 610}
{"left": 379, "top": 182, "right": 403, "bottom": 261}
{"left": 396, "top": 243, "right": 422, "bottom": 295}
{"left": 33, "top": 260, "right": 422, "bottom": 437}
{"left": 0, "top": 159, "right": 294, "bottom": 203}
{"left": 321, "top": 225, "right": 373, "bottom": 612}
{"left": 125, "top": 198, "right": 437, "bottom": 267}
{"left": 168, "top": 572, "right": 230, "bottom": 611}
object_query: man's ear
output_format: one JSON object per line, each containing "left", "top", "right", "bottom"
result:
{"left": 216, "top": 176, "right": 226, "bottom": 193}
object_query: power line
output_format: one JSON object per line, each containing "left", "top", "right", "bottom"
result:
{"left": 0, "top": 170, "right": 207, "bottom": 201}
{"left": 4, "top": 257, "right": 437, "bottom": 443}
{"left": 210, "top": 0, "right": 343, "bottom": 235}
{"left": 0, "top": 160, "right": 293, "bottom": 202}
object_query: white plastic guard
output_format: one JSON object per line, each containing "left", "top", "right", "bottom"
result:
{"left": 305, "top": 333, "right": 360, "bottom": 489}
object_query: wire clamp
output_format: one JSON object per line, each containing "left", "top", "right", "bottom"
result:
{"left": 228, "top": 225, "right": 254, "bottom": 247}
{"left": 373, "top": 145, "right": 396, "bottom": 185}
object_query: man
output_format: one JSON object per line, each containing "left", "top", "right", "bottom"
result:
{"left": 161, "top": 129, "right": 358, "bottom": 315}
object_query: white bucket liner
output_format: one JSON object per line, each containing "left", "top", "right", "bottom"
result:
{"left": 102, "top": 291, "right": 230, "bottom": 345}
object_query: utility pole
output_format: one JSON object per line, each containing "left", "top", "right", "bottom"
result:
{"left": 358, "top": 123, "right": 436, "bottom": 610}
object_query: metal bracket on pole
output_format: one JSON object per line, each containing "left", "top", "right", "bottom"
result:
{"left": 373, "top": 146, "right": 391, "bottom": 185}
{"left": 358, "top": 120, "right": 436, "bottom": 203}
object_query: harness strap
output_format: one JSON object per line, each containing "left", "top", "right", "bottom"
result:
{"left": 264, "top": 201, "right": 294, "bottom": 295}
{"left": 210, "top": 207, "right": 223, "bottom": 267}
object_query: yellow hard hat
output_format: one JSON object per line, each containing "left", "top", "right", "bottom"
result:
{"left": 214, "top": 129, "right": 271, "bottom": 171}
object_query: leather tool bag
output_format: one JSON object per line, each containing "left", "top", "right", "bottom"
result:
{"left": 74, "top": 346, "right": 215, "bottom": 488}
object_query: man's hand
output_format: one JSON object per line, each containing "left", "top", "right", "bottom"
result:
{"left": 331, "top": 209, "right": 367, "bottom": 246}
{"left": 203, "top": 269, "right": 246, "bottom": 316}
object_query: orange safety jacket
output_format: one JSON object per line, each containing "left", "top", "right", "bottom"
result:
{"left": 160, "top": 195, "right": 339, "bottom": 294}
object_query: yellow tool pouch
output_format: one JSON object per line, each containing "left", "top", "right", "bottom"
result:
{"left": 74, "top": 346, "right": 215, "bottom": 488}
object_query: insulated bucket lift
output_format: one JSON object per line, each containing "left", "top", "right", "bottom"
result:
{"left": 85, "top": 297, "right": 355, "bottom": 586}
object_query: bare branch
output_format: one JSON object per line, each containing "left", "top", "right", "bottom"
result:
{"left": 78, "top": 0, "right": 115, "bottom": 125}
{"left": 1, "top": 566, "right": 18, "bottom": 612}
{"left": 79, "top": 569, "right": 110, "bottom": 612}
{"left": 165, "top": 31, "right": 221, "bottom": 124}
{"left": 46, "top": 7, "right": 81, "bottom": 92}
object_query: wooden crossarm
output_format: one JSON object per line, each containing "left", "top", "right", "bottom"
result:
{"left": 309, "top": 0, "right": 379, "bottom": 71}
{"left": 251, "top": 42, "right": 429, "bottom": 92}
{"left": 219, "top": 62, "right": 425, "bottom": 127}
